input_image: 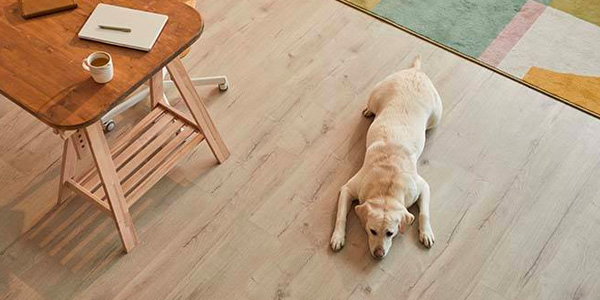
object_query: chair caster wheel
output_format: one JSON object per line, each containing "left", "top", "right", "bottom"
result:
{"left": 104, "top": 120, "right": 116, "bottom": 132}
{"left": 218, "top": 81, "right": 229, "bottom": 92}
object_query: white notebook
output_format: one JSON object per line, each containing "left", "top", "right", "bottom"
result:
{"left": 78, "top": 4, "right": 168, "bottom": 51}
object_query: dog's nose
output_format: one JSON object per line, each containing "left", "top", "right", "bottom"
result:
{"left": 374, "top": 248, "right": 385, "bottom": 259}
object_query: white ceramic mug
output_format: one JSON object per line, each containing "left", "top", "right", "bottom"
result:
{"left": 82, "top": 51, "right": 114, "bottom": 83}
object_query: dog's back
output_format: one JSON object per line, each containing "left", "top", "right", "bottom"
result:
{"left": 365, "top": 56, "right": 442, "bottom": 157}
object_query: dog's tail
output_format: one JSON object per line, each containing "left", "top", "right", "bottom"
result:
{"left": 411, "top": 54, "right": 422, "bottom": 70}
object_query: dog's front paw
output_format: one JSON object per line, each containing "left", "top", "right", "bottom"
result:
{"left": 330, "top": 231, "right": 346, "bottom": 252}
{"left": 362, "top": 107, "right": 374, "bottom": 118}
{"left": 419, "top": 228, "right": 435, "bottom": 248}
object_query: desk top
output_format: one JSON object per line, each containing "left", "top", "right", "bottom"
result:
{"left": 0, "top": 0, "right": 203, "bottom": 130}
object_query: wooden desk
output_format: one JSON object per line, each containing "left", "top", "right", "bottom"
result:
{"left": 0, "top": 0, "right": 230, "bottom": 253}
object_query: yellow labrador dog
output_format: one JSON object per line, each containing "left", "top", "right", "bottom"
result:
{"left": 330, "top": 56, "right": 442, "bottom": 259}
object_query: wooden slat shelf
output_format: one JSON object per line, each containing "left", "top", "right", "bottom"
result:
{"left": 74, "top": 106, "right": 204, "bottom": 211}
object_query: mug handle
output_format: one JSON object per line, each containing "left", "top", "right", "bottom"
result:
{"left": 82, "top": 58, "right": 90, "bottom": 71}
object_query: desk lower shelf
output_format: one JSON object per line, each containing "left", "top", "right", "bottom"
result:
{"left": 66, "top": 104, "right": 204, "bottom": 213}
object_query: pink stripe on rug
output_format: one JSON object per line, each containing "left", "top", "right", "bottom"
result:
{"left": 479, "top": 0, "right": 546, "bottom": 66}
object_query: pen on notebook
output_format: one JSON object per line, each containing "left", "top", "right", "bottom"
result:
{"left": 98, "top": 25, "right": 132, "bottom": 32}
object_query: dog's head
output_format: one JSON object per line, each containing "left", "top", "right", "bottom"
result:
{"left": 355, "top": 199, "right": 414, "bottom": 259}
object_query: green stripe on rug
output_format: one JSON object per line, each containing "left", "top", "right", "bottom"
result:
{"left": 370, "top": 0, "right": 527, "bottom": 57}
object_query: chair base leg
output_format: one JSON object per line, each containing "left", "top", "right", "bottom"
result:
{"left": 190, "top": 76, "right": 229, "bottom": 91}
{"left": 101, "top": 68, "right": 229, "bottom": 132}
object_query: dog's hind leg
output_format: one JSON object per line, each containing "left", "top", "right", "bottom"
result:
{"left": 331, "top": 182, "right": 358, "bottom": 251}
{"left": 363, "top": 82, "right": 384, "bottom": 118}
{"left": 427, "top": 91, "right": 443, "bottom": 130}
{"left": 363, "top": 107, "right": 375, "bottom": 118}
{"left": 416, "top": 176, "right": 435, "bottom": 248}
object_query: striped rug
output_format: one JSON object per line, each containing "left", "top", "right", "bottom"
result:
{"left": 338, "top": 0, "right": 600, "bottom": 117}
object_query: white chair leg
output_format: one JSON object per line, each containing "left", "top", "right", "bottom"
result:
{"left": 101, "top": 87, "right": 150, "bottom": 131}
{"left": 164, "top": 75, "right": 229, "bottom": 91}
{"left": 192, "top": 76, "right": 229, "bottom": 91}
{"left": 162, "top": 92, "right": 171, "bottom": 106}
{"left": 101, "top": 72, "right": 229, "bottom": 132}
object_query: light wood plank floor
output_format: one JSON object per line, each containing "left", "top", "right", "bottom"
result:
{"left": 2, "top": 0, "right": 600, "bottom": 299}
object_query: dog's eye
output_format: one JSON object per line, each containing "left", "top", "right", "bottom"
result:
{"left": 370, "top": 229, "right": 377, "bottom": 236}
{"left": 386, "top": 231, "right": 394, "bottom": 237}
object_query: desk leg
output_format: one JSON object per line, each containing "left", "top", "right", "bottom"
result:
{"left": 150, "top": 69, "right": 164, "bottom": 108}
{"left": 166, "top": 58, "right": 230, "bottom": 163}
{"left": 58, "top": 136, "right": 77, "bottom": 205}
{"left": 85, "top": 122, "right": 139, "bottom": 253}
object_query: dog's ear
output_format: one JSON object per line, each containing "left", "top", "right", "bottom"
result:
{"left": 398, "top": 209, "right": 415, "bottom": 234}
{"left": 354, "top": 203, "right": 371, "bottom": 224}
